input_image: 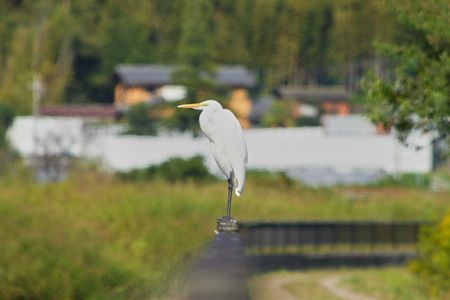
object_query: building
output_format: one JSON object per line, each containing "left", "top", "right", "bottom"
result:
{"left": 40, "top": 105, "right": 117, "bottom": 120}
{"left": 113, "top": 64, "right": 256, "bottom": 128}
{"left": 40, "top": 105, "right": 118, "bottom": 120}
{"left": 114, "top": 64, "right": 254, "bottom": 101}
{"left": 278, "top": 85, "right": 351, "bottom": 115}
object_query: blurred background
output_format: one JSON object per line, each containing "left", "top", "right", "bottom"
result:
{"left": 0, "top": 0, "right": 449, "bottom": 299}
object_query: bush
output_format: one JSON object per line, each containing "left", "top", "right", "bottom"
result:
{"left": 159, "top": 102, "right": 200, "bottom": 135}
{"left": 125, "top": 103, "right": 157, "bottom": 135}
{"left": 0, "top": 102, "right": 15, "bottom": 147}
{"left": 246, "top": 169, "right": 294, "bottom": 188}
{"left": 262, "top": 100, "right": 296, "bottom": 127}
{"left": 296, "top": 116, "right": 321, "bottom": 127}
{"left": 411, "top": 214, "right": 450, "bottom": 298}
{"left": 117, "top": 155, "right": 215, "bottom": 182}
{"left": 370, "top": 173, "right": 431, "bottom": 189}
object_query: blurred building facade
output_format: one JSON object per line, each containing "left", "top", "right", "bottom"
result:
{"left": 278, "top": 85, "right": 350, "bottom": 115}
{"left": 40, "top": 105, "right": 118, "bottom": 121}
{"left": 113, "top": 64, "right": 255, "bottom": 106}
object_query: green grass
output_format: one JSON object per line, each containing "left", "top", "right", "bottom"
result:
{"left": 0, "top": 166, "right": 449, "bottom": 299}
{"left": 342, "top": 267, "right": 429, "bottom": 300}
{"left": 250, "top": 267, "right": 430, "bottom": 300}
{"left": 369, "top": 173, "right": 431, "bottom": 188}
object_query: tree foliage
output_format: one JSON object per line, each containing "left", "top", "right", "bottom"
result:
{"left": 116, "top": 155, "right": 215, "bottom": 182}
{"left": 0, "top": 0, "right": 398, "bottom": 111}
{"left": 411, "top": 213, "right": 450, "bottom": 298}
{"left": 362, "top": 0, "right": 450, "bottom": 141}
{"left": 171, "top": 0, "right": 217, "bottom": 132}
{"left": 0, "top": 102, "right": 15, "bottom": 146}
{"left": 262, "top": 100, "right": 296, "bottom": 127}
{"left": 159, "top": 102, "right": 201, "bottom": 135}
{"left": 125, "top": 103, "right": 157, "bottom": 136}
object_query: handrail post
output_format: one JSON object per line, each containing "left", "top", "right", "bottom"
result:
{"left": 184, "top": 231, "right": 249, "bottom": 300}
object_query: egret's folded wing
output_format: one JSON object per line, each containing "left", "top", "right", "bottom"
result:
{"left": 215, "top": 109, "right": 248, "bottom": 194}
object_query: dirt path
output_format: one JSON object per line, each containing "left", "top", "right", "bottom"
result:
{"left": 252, "top": 272, "right": 376, "bottom": 300}
{"left": 256, "top": 273, "right": 306, "bottom": 300}
{"left": 320, "top": 275, "right": 376, "bottom": 300}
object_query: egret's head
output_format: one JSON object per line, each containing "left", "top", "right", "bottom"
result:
{"left": 177, "top": 100, "right": 222, "bottom": 111}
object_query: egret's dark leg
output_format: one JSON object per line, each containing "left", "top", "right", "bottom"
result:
{"left": 226, "top": 173, "right": 234, "bottom": 220}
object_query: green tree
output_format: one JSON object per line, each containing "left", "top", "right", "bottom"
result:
{"left": 298, "top": 0, "right": 333, "bottom": 85}
{"left": 0, "top": 0, "right": 404, "bottom": 106}
{"left": 212, "top": 0, "right": 250, "bottom": 65}
{"left": 150, "top": 0, "right": 183, "bottom": 63}
{"left": 126, "top": 103, "right": 157, "bottom": 136}
{"left": 160, "top": 103, "right": 200, "bottom": 135}
{"left": 173, "top": 0, "right": 215, "bottom": 98}
{"left": 262, "top": 100, "right": 296, "bottom": 127}
{"left": 331, "top": 0, "right": 396, "bottom": 90}
{"left": 39, "top": 3, "right": 78, "bottom": 104}
{"left": 272, "top": 0, "right": 304, "bottom": 86}
{"left": 0, "top": 1, "right": 77, "bottom": 112}
{"left": 0, "top": 26, "right": 33, "bottom": 113}
{"left": 248, "top": 0, "right": 281, "bottom": 91}
{"left": 0, "top": 102, "right": 14, "bottom": 147}
{"left": 171, "top": 0, "right": 216, "bottom": 134}
{"left": 91, "top": 0, "right": 153, "bottom": 102}
{"left": 362, "top": 0, "right": 450, "bottom": 141}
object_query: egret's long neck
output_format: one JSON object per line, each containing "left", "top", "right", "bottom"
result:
{"left": 199, "top": 108, "right": 217, "bottom": 140}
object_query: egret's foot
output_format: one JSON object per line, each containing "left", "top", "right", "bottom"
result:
{"left": 216, "top": 216, "right": 239, "bottom": 232}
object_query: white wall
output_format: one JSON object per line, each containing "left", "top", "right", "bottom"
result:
{"left": 86, "top": 127, "right": 433, "bottom": 175}
{"left": 86, "top": 134, "right": 215, "bottom": 172}
{"left": 7, "top": 117, "right": 84, "bottom": 156}
{"left": 8, "top": 117, "right": 433, "bottom": 176}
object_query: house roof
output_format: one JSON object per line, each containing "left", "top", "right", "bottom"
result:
{"left": 249, "top": 96, "right": 274, "bottom": 122}
{"left": 115, "top": 64, "right": 256, "bottom": 88}
{"left": 40, "top": 105, "right": 117, "bottom": 119}
{"left": 214, "top": 66, "right": 255, "bottom": 87}
{"left": 278, "top": 86, "right": 349, "bottom": 103}
{"left": 115, "top": 65, "right": 175, "bottom": 87}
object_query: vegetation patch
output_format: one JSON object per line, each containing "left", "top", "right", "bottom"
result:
{"left": 411, "top": 213, "right": 450, "bottom": 299}
{"left": 0, "top": 165, "right": 449, "bottom": 299}
{"left": 342, "top": 267, "right": 428, "bottom": 300}
{"left": 116, "top": 155, "right": 215, "bottom": 182}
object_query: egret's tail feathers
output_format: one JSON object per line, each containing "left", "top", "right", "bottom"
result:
{"left": 233, "top": 176, "right": 245, "bottom": 197}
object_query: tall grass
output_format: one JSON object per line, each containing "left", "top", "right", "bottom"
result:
{"left": 342, "top": 267, "right": 429, "bottom": 300}
{"left": 0, "top": 167, "right": 449, "bottom": 299}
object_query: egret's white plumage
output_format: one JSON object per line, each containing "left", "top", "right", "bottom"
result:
{"left": 177, "top": 100, "right": 248, "bottom": 197}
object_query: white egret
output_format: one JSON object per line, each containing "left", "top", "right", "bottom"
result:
{"left": 177, "top": 100, "right": 248, "bottom": 222}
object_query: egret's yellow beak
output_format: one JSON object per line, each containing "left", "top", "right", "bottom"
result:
{"left": 177, "top": 103, "right": 205, "bottom": 109}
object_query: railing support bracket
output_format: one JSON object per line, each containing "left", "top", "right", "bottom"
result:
{"left": 217, "top": 216, "right": 239, "bottom": 232}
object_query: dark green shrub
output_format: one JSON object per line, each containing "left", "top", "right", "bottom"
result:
{"left": 296, "top": 116, "right": 321, "bottom": 127}
{"left": 117, "top": 155, "right": 215, "bottom": 182}
{"left": 125, "top": 103, "right": 157, "bottom": 135}
{"left": 262, "top": 100, "right": 296, "bottom": 127}
{"left": 0, "top": 102, "right": 15, "bottom": 147}
{"left": 247, "top": 169, "right": 294, "bottom": 188}
{"left": 370, "top": 173, "right": 431, "bottom": 188}
{"left": 0, "top": 103, "right": 15, "bottom": 128}
{"left": 159, "top": 102, "right": 200, "bottom": 135}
